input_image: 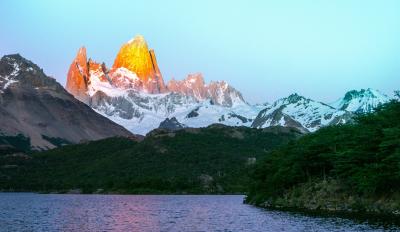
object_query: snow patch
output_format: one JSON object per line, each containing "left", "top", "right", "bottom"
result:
{"left": 0, "top": 60, "right": 20, "bottom": 90}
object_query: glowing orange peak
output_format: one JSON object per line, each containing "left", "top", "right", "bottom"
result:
{"left": 112, "top": 35, "right": 166, "bottom": 93}
{"left": 113, "top": 35, "right": 153, "bottom": 80}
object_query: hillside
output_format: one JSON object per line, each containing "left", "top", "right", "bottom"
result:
{"left": 0, "top": 54, "right": 132, "bottom": 151}
{"left": 0, "top": 125, "right": 301, "bottom": 194}
{"left": 246, "top": 101, "right": 400, "bottom": 217}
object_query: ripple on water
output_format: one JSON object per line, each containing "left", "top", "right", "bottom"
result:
{"left": 0, "top": 193, "right": 398, "bottom": 232}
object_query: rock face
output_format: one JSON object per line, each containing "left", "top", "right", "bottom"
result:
{"left": 66, "top": 47, "right": 90, "bottom": 103}
{"left": 112, "top": 35, "right": 167, "bottom": 93}
{"left": 167, "top": 73, "right": 245, "bottom": 107}
{"left": 0, "top": 54, "right": 132, "bottom": 150}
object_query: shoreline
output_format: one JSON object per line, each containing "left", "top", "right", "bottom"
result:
{"left": 244, "top": 199, "right": 400, "bottom": 226}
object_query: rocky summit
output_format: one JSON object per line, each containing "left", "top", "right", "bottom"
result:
{"left": 112, "top": 35, "right": 167, "bottom": 94}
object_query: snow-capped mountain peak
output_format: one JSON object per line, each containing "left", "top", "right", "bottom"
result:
{"left": 252, "top": 93, "right": 352, "bottom": 132}
{"left": 330, "top": 88, "right": 390, "bottom": 113}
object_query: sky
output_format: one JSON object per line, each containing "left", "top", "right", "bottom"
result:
{"left": 1, "top": 0, "right": 399, "bottom": 103}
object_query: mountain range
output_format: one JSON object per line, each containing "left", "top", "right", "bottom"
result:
{"left": 0, "top": 35, "right": 394, "bottom": 151}
{"left": 65, "top": 35, "right": 393, "bottom": 135}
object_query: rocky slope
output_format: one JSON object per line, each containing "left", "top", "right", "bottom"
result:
{"left": 0, "top": 54, "right": 132, "bottom": 150}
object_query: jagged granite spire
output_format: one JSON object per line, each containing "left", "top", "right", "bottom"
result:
{"left": 112, "top": 35, "right": 167, "bottom": 93}
{"left": 66, "top": 47, "right": 90, "bottom": 103}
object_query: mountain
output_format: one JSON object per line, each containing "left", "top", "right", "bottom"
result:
{"left": 330, "top": 88, "right": 390, "bottom": 113}
{"left": 66, "top": 35, "right": 259, "bottom": 135}
{"left": 251, "top": 93, "right": 353, "bottom": 132}
{"left": 0, "top": 54, "right": 132, "bottom": 150}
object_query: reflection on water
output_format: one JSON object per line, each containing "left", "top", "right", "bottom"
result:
{"left": 0, "top": 193, "right": 398, "bottom": 231}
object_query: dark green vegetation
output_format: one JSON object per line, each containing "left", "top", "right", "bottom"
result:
{"left": 0, "top": 134, "right": 31, "bottom": 153}
{"left": 246, "top": 101, "right": 400, "bottom": 216}
{"left": 0, "top": 125, "right": 300, "bottom": 194}
{"left": 0, "top": 134, "right": 72, "bottom": 153}
{"left": 41, "top": 135, "right": 72, "bottom": 147}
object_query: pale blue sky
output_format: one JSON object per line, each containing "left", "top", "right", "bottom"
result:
{"left": 1, "top": 0, "right": 399, "bottom": 103}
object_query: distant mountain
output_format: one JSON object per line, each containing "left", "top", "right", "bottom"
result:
{"left": 251, "top": 93, "right": 353, "bottom": 132}
{"left": 330, "top": 88, "right": 390, "bottom": 113}
{"left": 0, "top": 54, "right": 132, "bottom": 150}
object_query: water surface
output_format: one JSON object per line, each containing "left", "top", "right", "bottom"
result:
{"left": 0, "top": 193, "right": 398, "bottom": 231}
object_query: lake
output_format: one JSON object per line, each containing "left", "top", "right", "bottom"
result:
{"left": 0, "top": 193, "right": 398, "bottom": 231}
